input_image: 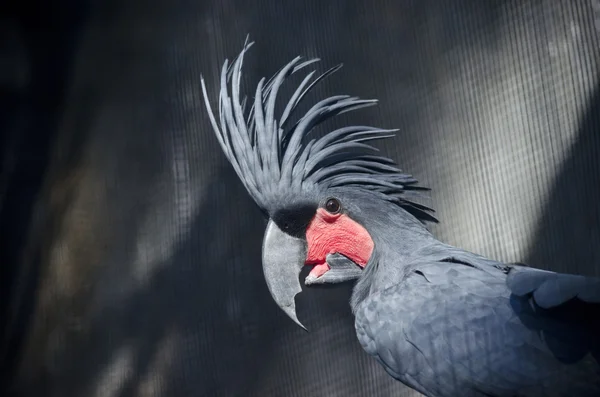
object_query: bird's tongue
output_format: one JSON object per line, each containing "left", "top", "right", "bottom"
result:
{"left": 308, "top": 261, "right": 330, "bottom": 278}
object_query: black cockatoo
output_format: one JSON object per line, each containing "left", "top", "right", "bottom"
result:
{"left": 200, "top": 40, "right": 600, "bottom": 397}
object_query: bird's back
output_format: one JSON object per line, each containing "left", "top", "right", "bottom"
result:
{"left": 355, "top": 256, "right": 600, "bottom": 397}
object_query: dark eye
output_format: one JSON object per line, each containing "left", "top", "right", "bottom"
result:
{"left": 325, "top": 198, "right": 341, "bottom": 214}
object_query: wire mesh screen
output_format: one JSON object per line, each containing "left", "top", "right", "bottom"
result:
{"left": 1, "top": 0, "right": 599, "bottom": 396}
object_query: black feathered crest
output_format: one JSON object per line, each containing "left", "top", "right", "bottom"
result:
{"left": 201, "top": 38, "right": 437, "bottom": 223}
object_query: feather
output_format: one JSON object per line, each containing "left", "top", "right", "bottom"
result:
{"left": 200, "top": 39, "right": 436, "bottom": 222}
{"left": 356, "top": 259, "right": 600, "bottom": 397}
{"left": 507, "top": 267, "right": 600, "bottom": 308}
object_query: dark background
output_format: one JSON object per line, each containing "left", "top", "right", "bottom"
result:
{"left": 1, "top": 1, "right": 599, "bottom": 396}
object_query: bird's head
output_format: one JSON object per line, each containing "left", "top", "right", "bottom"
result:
{"left": 201, "top": 39, "right": 436, "bottom": 329}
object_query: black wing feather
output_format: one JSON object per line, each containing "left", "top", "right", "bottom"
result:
{"left": 507, "top": 267, "right": 600, "bottom": 308}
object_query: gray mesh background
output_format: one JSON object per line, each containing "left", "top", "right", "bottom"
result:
{"left": 1, "top": 0, "right": 600, "bottom": 396}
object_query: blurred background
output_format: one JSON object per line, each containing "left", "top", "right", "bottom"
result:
{"left": 1, "top": 0, "right": 599, "bottom": 396}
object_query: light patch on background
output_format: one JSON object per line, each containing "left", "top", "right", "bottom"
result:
{"left": 92, "top": 346, "right": 135, "bottom": 397}
{"left": 426, "top": 3, "right": 599, "bottom": 263}
{"left": 130, "top": 138, "right": 203, "bottom": 285}
{"left": 137, "top": 329, "right": 179, "bottom": 396}
{"left": 595, "top": 0, "right": 600, "bottom": 32}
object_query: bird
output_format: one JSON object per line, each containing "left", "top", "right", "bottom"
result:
{"left": 200, "top": 38, "right": 600, "bottom": 397}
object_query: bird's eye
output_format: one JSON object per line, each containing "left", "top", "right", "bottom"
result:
{"left": 325, "top": 198, "right": 341, "bottom": 214}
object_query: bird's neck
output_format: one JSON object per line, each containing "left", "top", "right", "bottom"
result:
{"left": 349, "top": 208, "right": 443, "bottom": 312}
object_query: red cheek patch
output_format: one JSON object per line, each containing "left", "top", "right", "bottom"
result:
{"left": 305, "top": 208, "right": 374, "bottom": 276}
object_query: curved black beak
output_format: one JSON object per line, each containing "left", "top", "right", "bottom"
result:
{"left": 262, "top": 219, "right": 308, "bottom": 330}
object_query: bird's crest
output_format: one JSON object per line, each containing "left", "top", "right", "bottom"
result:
{"left": 201, "top": 38, "right": 437, "bottom": 223}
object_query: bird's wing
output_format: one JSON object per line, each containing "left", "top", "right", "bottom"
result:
{"left": 355, "top": 260, "right": 600, "bottom": 397}
{"left": 506, "top": 265, "right": 600, "bottom": 308}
